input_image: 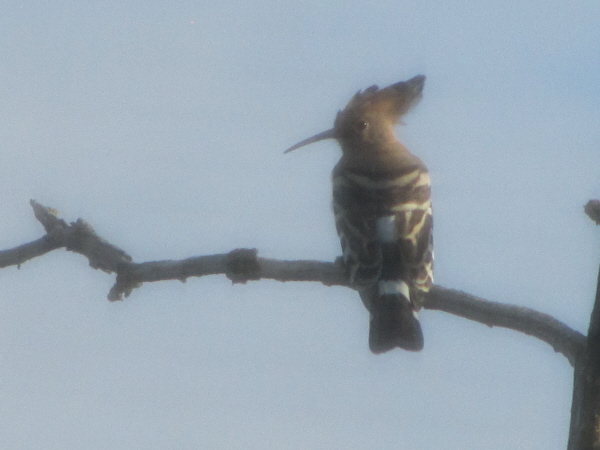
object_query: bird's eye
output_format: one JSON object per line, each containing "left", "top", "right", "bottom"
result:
{"left": 356, "top": 121, "right": 368, "bottom": 130}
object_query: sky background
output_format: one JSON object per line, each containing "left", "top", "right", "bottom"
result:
{"left": 1, "top": 1, "right": 599, "bottom": 449}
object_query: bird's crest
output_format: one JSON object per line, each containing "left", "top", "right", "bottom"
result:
{"left": 335, "top": 75, "right": 425, "bottom": 128}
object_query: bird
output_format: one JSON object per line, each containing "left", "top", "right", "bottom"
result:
{"left": 285, "top": 75, "right": 433, "bottom": 353}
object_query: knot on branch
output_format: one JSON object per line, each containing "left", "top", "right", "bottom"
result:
{"left": 108, "top": 269, "right": 142, "bottom": 302}
{"left": 585, "top": 200, "right": 600, "bottom": 225}
{"left": 226, "top": 248, "right": 261, "bottom": 284}
{"left": 67, "top": 219, "right": 132, "bottom": 273}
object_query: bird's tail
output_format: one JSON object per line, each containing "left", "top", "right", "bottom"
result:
{"left": 360, "top": 284, "right": 424, "bottom": 353}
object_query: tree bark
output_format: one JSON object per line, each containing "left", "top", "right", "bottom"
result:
{"left": 567, "top": 200, "right": 600, "bottom": 450}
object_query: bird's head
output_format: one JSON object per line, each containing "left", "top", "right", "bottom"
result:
{"left": 285, "top": 75, "right": 425, "bottom": 155}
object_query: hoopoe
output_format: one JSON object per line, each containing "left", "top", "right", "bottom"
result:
{"left": 286, "top": 75, "right": 433, "bottom": 353}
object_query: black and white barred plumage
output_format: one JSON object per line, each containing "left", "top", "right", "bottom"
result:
{"left": 286, "top": 75, "right": 433, "bottom": 353}
{"left": 333, "top": 164, "right": 432, "bottom": 352}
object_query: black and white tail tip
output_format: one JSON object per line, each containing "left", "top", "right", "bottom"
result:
{"left": 366, "top": 281, "right": 423, "bottom": 353}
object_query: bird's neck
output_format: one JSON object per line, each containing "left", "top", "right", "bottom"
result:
{"left": 338, "top": 141, "right": 424, "bottom": 175}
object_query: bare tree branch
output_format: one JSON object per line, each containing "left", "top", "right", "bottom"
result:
{"left": 1, "top": 200, "right": 132, "bottom": 272}
{"left": 426, "top": 287, "right": 585, "bottom": 367}
{"left": 0, "top": 200, "right": 586, "bottom": 367}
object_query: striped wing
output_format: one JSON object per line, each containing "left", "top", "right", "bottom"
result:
{"left": 332, "top": 166, "right": 433, "bottom": 297}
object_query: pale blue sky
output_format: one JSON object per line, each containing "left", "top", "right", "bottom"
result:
{"left": 1, "top": 1, "right": 599, "bottom": 449}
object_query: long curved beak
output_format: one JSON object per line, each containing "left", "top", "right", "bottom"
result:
{"left": 284, "top": 128, "right": 337, "bottom": 153}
